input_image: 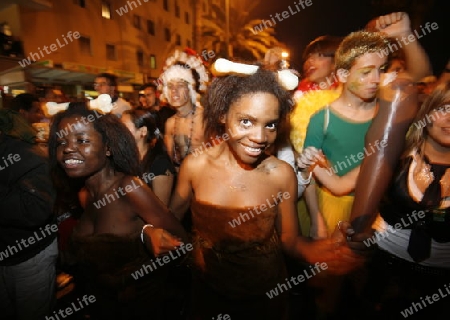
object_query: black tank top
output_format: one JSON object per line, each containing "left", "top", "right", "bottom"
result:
{"left": 379, "top": 154, "right": 450, "bottom": 242}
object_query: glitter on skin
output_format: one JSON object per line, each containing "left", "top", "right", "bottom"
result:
{"left": 335, "top": 31, "right": 390, "bottom": 71}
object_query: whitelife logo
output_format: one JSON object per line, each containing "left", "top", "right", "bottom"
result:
{"left": 0, "top": 153, "right": 21, "bottom": 171}
{"left": 18, "top": 31, "right": 80, "bottom": 68}
{"left": 116, "top": 0, "right": 150, "bottom": 16}
{"left": 252, "top": 0, "right": 313, "bottom": 34}
{"left": 376, "top": 22, "right": 439, "bottom": 59}
{"left": 228, "top": 192, "right": 291, "bottom": 228}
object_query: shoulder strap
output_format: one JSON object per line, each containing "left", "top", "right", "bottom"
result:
{"left": 323, "top": 106, "right": 330, "bottom": 136}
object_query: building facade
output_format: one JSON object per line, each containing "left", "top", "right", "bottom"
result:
{"left": 0, "top": 0, "right": 194, "bottom": 100}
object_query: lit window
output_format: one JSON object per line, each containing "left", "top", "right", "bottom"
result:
{"left": 150, "top": 55, "right": 156, "bottom": 69}
{"left": 102, "top": 1, "right": 111, "bottom": 19}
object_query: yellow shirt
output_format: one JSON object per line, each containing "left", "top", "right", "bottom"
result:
{"left": 290, "top": 86, "right": 342, "bottom": 153}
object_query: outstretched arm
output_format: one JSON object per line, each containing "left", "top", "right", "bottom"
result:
{"left": 276, "top": 163, "right": 364, "bottom": 273}
{"left": 313, "top": 166, "right": 360, "bottom": 196}
{"left": 169, "top": 155, "right": 194, "bottom": 220}
{"left": 297, "top": 146, "right": 360, "bottom": 196}
{"left": 367, "top": 12, "right": 432, "bottom": 81}
{"left": 124, "top": 176, "right": 187, "bottom": 255}
{"left": 349, "top": 75, "right": 418, "bottom": 233}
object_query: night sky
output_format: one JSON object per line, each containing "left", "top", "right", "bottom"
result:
{"left": 251, "top": 0, "right": 448, "bottom": 76}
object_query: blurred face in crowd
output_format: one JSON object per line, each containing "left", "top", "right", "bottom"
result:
{"left": 342, "top": 52, "right": 387, "bottom": 101}
{"left": 386, "top": 58, "right": 406, "bottom": 74}
{"left": 427, "top": 105, "right": 450, "bottom": 148}
{"left": 20, "top": 101, "right": 44, "bottom": 124}
{"left": 94, "top": 77, "right": 115, "bottom": 96}
{"left": 167, "top": 80, "right": 191, "bottom": 108}
{"left": 139, "top": 95, "right": 147, "bottom": 107}
{"left": 121, "top": 113, "right": 142, "bottom": 143}
{"left": 303, "top": 53, "right": 335, "bottom": 84}
{"left": 144, "top": 86, "right": 156, "bottom": 108}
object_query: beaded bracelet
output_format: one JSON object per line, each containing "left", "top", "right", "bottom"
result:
{"left": 140, "top": 224, "right": 155, "bottom": 243}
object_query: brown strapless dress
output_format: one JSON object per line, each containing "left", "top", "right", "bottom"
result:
{"left": 188, "top": 199, "right": 289, "bottom": 320}
{"left": 70, "top": 233, "right": 168, "bottom": 319}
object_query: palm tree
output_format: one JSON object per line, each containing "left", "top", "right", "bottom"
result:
{"left": 200, "top": 0, "right": 283, "bottom": 61}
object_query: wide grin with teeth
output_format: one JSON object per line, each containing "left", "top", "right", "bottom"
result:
{"left": 244, "top": 146, "right": 264, "bottom": 156}
{"left": 65, "top": 159, "right": 84, "bottom": 164}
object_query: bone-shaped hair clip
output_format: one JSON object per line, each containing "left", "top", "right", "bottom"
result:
{"left": 88, "top": 94, "right": 113, "bottom": 113}
{"left": 45, "top": 102, "right": 70, "bottom": 116}
{"left": 45, "top": 94, "right": 113, "bottom": 116}
{"left": 213, "top": 58, "right": 259, "bottom": 75}
{"left": 212, "top": 58, "right": 298, "bottom": 91}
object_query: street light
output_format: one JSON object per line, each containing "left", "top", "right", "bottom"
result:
{"left": 281, "top": 51, "right": 289, "bottom": 69}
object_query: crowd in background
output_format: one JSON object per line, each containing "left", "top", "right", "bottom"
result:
{"left": 1, "top": 10, "right": 450, "bottom": 320}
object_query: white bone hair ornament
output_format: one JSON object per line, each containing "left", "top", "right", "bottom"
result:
{"left": 212, "top": 58, "right": 299, "bottom": 91}
{"left": 45, "top": 94, "right": 113, "bottom": 116}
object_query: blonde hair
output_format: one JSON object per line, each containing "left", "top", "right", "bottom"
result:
{"left": 334, "top": 30, "right": 389, "bottom": 71}
{"left": 405, "top": 81, "right": 450, "bottom": 156}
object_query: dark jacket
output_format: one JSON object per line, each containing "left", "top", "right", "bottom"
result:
{"left": 0, "top": 132, "right": 56, "bottom": 266}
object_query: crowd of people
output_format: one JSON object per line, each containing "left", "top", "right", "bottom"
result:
{"left": 1, "top": 11, "right": 449, "bottom": 320}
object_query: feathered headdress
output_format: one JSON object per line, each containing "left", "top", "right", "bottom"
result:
{"left": 159, "top": 49, "right": 210, "bottom": 105}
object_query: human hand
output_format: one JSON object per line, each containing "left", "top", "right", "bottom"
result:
{"left": 297, "top": 147, "right": 327, "bottom": 172}
{"left": 142, "top": 225, "right": 184, "bottom": 256}
{"left": 325, "top": 222, "right": 368, "bottom": 274}
{"left": 366, "top": 12, "right": 411, "bottom": 37}
{"left": 331, "top": 221, "right": 375, "bottom": 257}
{"left": 300, "top": 237, "right": 364, "bottom": 275}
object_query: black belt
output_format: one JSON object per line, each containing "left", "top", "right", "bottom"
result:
{"left": 376, "top": 248, "right": 450, "bottom": 277}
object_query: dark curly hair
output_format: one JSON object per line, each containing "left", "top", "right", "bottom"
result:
{"left": 202, "top": 66, "right": 293, "bottom": 138}
{"left": 48, "top": 103, "right": 141, "bottom": 189}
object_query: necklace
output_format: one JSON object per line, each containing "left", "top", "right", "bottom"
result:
{"left": 173, "top": 108, "right": 195, "bottom": 165}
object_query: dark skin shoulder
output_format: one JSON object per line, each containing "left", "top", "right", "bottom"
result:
{"left": 73, "top": 173, "right": 187, "bottom": 254}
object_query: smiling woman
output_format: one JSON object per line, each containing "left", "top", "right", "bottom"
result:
{"left": 47, "top": 102, "right": 186, "bottom": 320}
{"left": 169, "top": 63, "right": 364, "bottom": 319}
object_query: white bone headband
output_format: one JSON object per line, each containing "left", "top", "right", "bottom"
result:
{"left": 212, "top": 58, "right": 298, "bottom": 91}
{"left": 45, "top": 94, "right": 113, "bottom": 116}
